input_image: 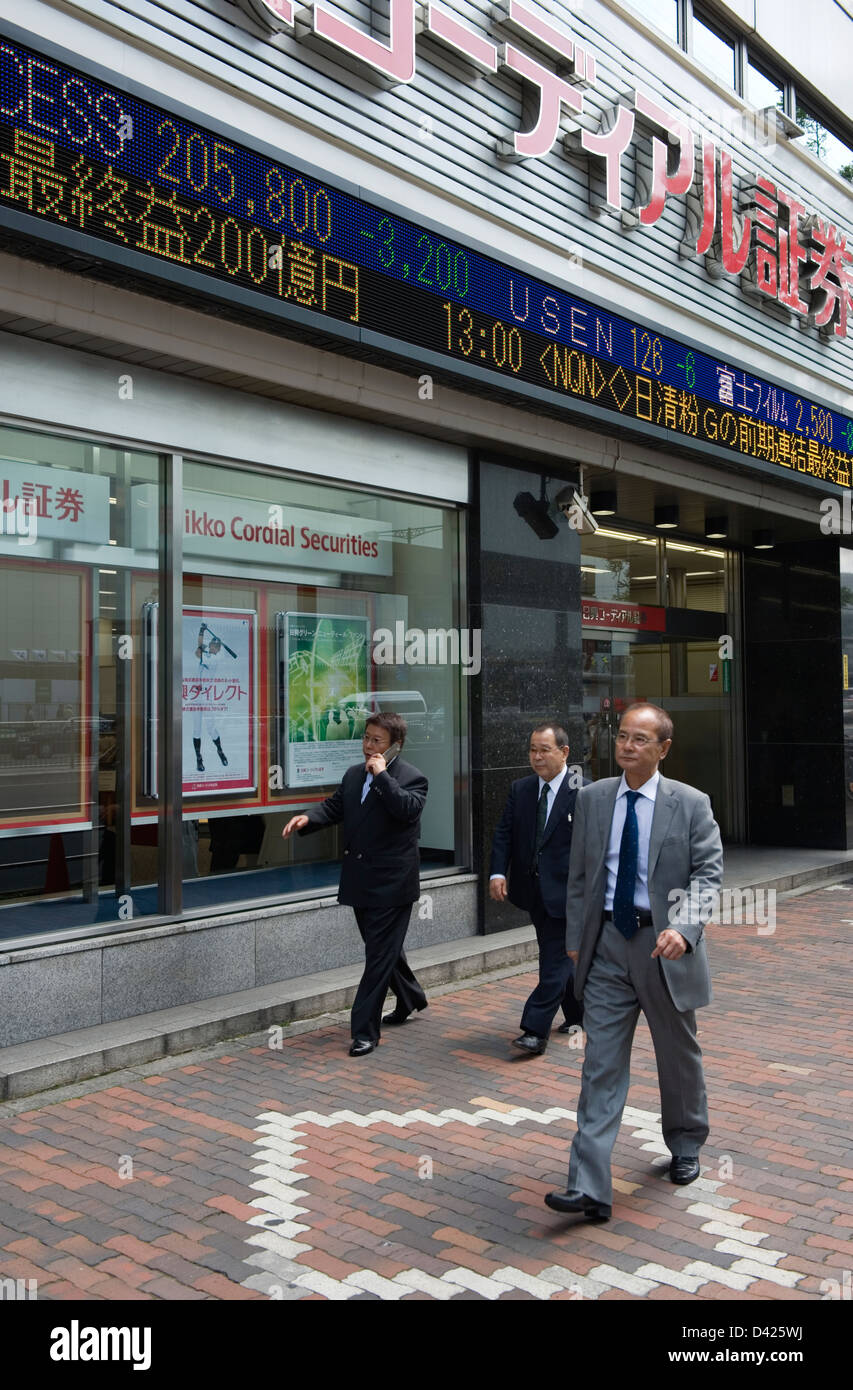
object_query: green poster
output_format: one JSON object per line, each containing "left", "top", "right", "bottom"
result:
{"left": 282, "top": 612, "right": 370, "bottom": 787}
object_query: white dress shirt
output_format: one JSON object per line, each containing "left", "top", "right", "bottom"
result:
{"left": 538, "top": 763, "right": 567, "bottom": 824}
{"left": 604, "top": 771, "right": 659, "bottom": 912}
{"left": 361, "top": 752, "right": 398, "bottom": 802}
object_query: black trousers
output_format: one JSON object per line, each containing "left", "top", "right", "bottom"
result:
{"left": 520, "top": 891, "right": 584, "bottom": 1039}
{"left": 351, "top": 904, "right": 427, "bottom": 1042}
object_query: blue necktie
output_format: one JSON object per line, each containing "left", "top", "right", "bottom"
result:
{"left": 613, "top": 790, "right": 641, "bottom": 939}
{"left": 361, "top": 771, "right": 373, "bottom": 804}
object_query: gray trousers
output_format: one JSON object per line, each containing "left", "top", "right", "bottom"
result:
{"left": 566, "top": 918, "right": 709, "bottom": 1207}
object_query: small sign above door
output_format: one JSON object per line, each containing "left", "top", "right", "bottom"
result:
{"left": 581, "top": 601, "right": 666, "bottom": 631}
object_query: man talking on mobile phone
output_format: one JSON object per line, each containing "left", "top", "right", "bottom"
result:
{"left": 282, "top": 712, "right": 428, "bottom": 1056}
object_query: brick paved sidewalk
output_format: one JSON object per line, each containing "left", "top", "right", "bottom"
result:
{"left": 0, "top": 886, "right": 851, "bottom": 1302}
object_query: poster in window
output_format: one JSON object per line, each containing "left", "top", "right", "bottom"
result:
{"left": 278, "top": 612, "right": 370, "bottom": 788}
{"left": 0, "top": 562, "right": 91, "bottom": 831}
{"left": 183, "top": 608, "right": 256, "bottom": 796}
{"left": 143, "top": 604, "right": 256, "bottom": 797}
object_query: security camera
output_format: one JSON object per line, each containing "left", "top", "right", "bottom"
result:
{"left": 555, "top": 485, "right": 599, "bottom": 535}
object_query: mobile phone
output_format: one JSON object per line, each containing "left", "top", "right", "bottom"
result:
{"left": 367, "top": 741, "right": 400, "bottom": 766}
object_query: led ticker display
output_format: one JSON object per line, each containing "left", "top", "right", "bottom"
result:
{"left": 1, "top": 32, "right": 851, "bottom": 488}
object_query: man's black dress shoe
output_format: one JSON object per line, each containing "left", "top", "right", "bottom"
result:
{"left": 381, "top": 1003, "right": 427, "bottom": 1026}
{"left": 544, "top": 1189, "right": 611, "bottom": 1221}
{"left": 512, "top": 1032, "right": 547, "bottom": 1055}
{"left": 669, "top": 1155, "right": 701, "bottom": 1185}
{"left": 557, "top": 1021, "right": 583, "bottom": 1034}
{"left": 382, "top": 1010, "right": 410, "bottom": 1026}
{"left": 348, "top": 1038, "right": 375, "bottom": 1056}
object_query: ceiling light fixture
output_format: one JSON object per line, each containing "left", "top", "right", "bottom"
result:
{"left": 590, "top": 488, "right": 617, "bottom": 516}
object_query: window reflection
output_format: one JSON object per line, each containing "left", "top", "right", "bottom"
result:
{"left": 693, "top": 12, "right": 736, "bottom": 88}
{"left": 748, "top": 60, "right": 784, "bottom": 110}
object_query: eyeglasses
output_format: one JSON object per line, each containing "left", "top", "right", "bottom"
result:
{"left": 615, "top": 731, "right": 658, "bottom": 747}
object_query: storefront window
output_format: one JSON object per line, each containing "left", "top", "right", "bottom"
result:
{"left": 178, "top": 459, "right": 466, "bottom": 911}
{"left": 0, "top": 428, "right": 468, "bottom": 940}
{"left": 0, "top": 426, "right": 162, "bottom": 942}
{"left": 580, "top": 527, "right": 661, "bottom": 605}
{"left": 664, "top": 539, "right": 727, "bottom": 612}
{"left": 580, "top": 527, "right": 734, "bottom": 835}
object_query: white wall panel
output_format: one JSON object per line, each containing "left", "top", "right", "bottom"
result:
{"left": 0, "top": 333, "right": 470, "bottom": 501}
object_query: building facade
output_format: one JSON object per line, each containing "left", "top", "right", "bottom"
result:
{"left": 0, "top": 0, "right": 851, "bottom": 1045}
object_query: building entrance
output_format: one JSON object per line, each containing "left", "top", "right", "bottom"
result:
{"left": 581, "top": 630, "right": 735, "bottom": 839}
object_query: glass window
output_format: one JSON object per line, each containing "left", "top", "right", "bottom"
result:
{"left": 693, "top": 11, "right": 737, "bottom": 88}
{"left": 640, "top": 0, "right": 679, "bottom": 43}
{"left": 0, "top": 426, "right": 163, "bottom": 943}
{"left": 179, "top": 458, "right": 466, "bottom": 912}
{"left": 580, "top": 527, "right": 660, "bottom": 606}
{"left": 664, "top": 539, "right": 727, "bottom": 612}
{"left": 796, "top": 104, "right": 853, "bottom": 182}
{"left": 747, "top": 59, "right": 784, "bottom": 111}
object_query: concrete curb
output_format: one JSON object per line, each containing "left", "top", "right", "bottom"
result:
{"left": 0, "top": 926, "right": 540, "bottom": 1101}
{"left": 2, "top": 856, "right": 852, "bottom": 1101}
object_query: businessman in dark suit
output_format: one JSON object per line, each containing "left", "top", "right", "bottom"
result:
{"left": 490, "top": 724, "right": 586, "bottom": 1056}
{"left": 545, "top": 703, "right": 723, "bottom": 1222}
{"left": 282, "top": 712, "right": 428, "bottom": 1056}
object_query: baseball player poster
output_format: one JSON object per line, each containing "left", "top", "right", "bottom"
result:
{"left": 182, "top": 608, "right": 256, "bottom": 796}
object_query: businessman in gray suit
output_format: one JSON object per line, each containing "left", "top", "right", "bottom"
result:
{"left": 545, "top": 702, "right": 723, "bottom": 1222}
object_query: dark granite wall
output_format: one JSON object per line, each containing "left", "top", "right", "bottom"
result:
{"left": 470, "top": 455, "right": 584, "bottom": 934}
{"left": 743, "top": 541, "right": 846, "bottom": 848}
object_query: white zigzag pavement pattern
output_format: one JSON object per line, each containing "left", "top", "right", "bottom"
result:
{"left": 238, "top": 1103, "right": 809, "bottom": 1300}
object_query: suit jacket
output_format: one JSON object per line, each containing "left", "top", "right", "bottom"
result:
{"left": 490, "top": 772, "right": 587, "bottom": 919}
{"left": 298, "top": 757, "right": 427, "bottom": 909}
{"left": 565, "top": 774, "right": 723, "bottom": 1012}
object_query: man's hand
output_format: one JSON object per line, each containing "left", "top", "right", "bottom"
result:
{"left": 282, "top": 815, "right": 309, "bottom": 838}
{"left": 651, "top": 928, "right": 687, "bottom": 960}
{"left": 567, "top": 950, "right": 579, "bottom": 962}
{"left": 489, "top": 876, "right": 508, "bottom": 902}
{"left": 365, "top": 754, "right": 387, "bottom": 776}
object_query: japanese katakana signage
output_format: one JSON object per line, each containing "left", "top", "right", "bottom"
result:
{"left": 142, "top": 603, "right": 257, "bottom": 798}
{"left": 581, "top": 600, "right": 666, "bottom": 631}
{"left": 236, "top": 0, "right": 853, "bottom": 339}
{"left": 0, "top": 457, "right": 110, "bottom": 545}
{"left": 1, "top": 24, "right": 851, "bottom": 489}
{"left": 182, "top": 608, "right": 256, "bottom": 796}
